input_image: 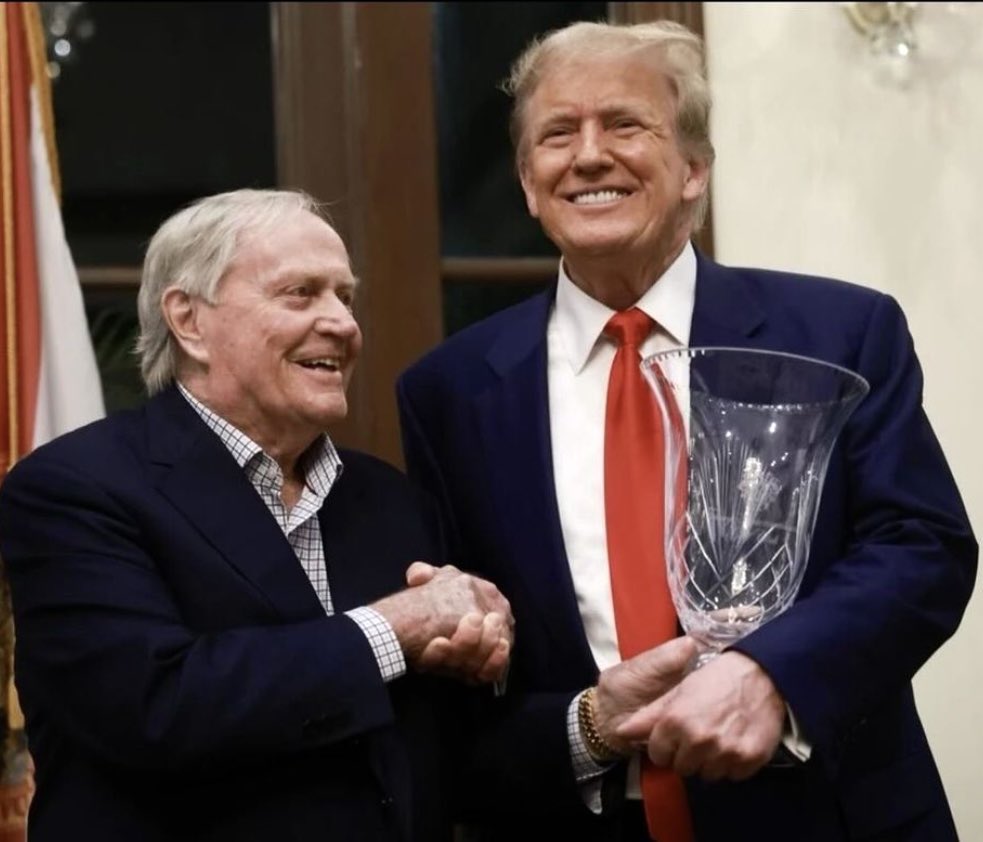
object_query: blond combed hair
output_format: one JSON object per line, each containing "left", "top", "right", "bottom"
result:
{"left": 504, "top": 20, "right": 715, "bottom": 228}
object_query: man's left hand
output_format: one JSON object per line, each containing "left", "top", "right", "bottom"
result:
{"left": 616, "top": 651, "right": 785, "bottom": 781}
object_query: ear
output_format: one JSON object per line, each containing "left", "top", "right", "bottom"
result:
{"left": 518, "top": 159, "right": 540, "bottom": 219}
{"left": 161, "top": 287, "right": 209, "bottom": 365}
{"left": 681, "top": 154, "right": 711, "bottom": 203}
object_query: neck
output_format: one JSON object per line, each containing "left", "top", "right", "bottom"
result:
{"left": 280, "top": 473, "right": 306, "bottom": 510}
{"left": 565, "top": 238, "right": 688, "bottom": 311}
{"left": 258, "top": 439, "right": 310, "bottom": 485}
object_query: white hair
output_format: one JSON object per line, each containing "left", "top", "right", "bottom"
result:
{"left": 136, "top": 188, "right": 323, "bottom": 394}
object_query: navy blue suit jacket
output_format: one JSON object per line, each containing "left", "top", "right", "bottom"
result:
{"left": 397, "top": 253, "right": 977, "bottom": 841}
{"left": 0, "top": 386, "right": 455, "bottom": 842}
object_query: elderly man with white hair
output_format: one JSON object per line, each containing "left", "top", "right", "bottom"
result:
{"left": 0, "top": 188, "right": 514, "bottom": 842}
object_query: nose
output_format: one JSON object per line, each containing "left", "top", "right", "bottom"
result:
{"left": 572, "top": 123, "right": 611, "bottom": 173}
{"left": 314, "top": 294, "right": 361, "bottom": 340}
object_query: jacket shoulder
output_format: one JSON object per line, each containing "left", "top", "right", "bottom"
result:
{"left": 723, "top": 261, "right": 887, "bottom": 312}
{"left": 5, "top": 408, "right": 146, "bottom": 482}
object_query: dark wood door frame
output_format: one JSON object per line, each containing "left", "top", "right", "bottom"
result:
{"left": 273, "top": 2, "right": 442, "bottom": 467}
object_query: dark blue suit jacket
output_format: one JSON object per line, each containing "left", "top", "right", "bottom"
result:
{"left": 0, "top": 386, "right": 455, "bottom": 842}
{"left": 397, "top": 253, "right": 977, "bottom": 841}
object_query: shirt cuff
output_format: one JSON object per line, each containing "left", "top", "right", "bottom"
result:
{"left": 782, "top": 703, "right": 812, "bottom": 761}
{"left": 345, "top": 606, "right": 406, "bottom": 682}
{"left": 568, "top": 692, "right": 613, "bottom": 814}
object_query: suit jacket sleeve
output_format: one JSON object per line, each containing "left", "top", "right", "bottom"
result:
{"left": 732, "top": 292, "right": 977, "bottom": 763}
{"left": 0, "top": 449, "right": 396, "bottom": 775}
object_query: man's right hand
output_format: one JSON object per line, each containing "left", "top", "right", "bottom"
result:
{"left": 591, "top": 637, "right": 698, "bottom": 755}
{"left": 371, "top": 562, "right": 513, "bottom": 684}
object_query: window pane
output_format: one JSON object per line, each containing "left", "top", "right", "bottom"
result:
{"left": 52, "top": 2, "right": 276, "bottom": 265}
{"left": 443, "top": 280, "right": 549, "bottom": 337}
{"left": 83, "top": 287, "right": 145, "bottom": 412}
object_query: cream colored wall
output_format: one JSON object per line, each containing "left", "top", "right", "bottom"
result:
{"left": 704, "top": 2, "right": 983, "bottom": 835}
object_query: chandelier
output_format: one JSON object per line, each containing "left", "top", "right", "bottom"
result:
{"left": 38, "top": 2, "right": 95, "bottom": 80}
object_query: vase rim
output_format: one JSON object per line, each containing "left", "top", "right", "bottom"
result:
{"left": 641, "top": 346, "right": 870, "bottom": 398}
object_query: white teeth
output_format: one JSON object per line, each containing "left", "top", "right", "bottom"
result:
{"left": 300, "top": 357, "right": 340, "bottom": 371}
{"left": 572, "top": 190, "right": 628, "bottom": 205}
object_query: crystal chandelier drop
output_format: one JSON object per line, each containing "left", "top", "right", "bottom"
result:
{"left": 38, "top": 2, "right": 95, "bottom": 81}
{"left": 841, "top": 2, "right": 919, "bottom": 85}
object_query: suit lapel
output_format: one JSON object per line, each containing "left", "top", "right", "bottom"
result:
{"left": 316, "top": 477, "right": 368, "bottom": 613}
{"left": 314, "top": 467, "right": 406, "bottom": 612}
{"left": 147, "top": 388, "right": 324, "bottom": 621}
{"left": 474, "top": 291, "right": 596, "bottom": 673}
{"left": 690, "top": 252, "right": 766, "bottom": 346}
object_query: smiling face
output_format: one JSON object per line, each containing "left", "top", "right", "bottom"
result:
{"left": 183, "top": 210, "right": 362, "bottom": 455}
{"left": 518, "top": 52, "right": 709, "bottom": 293}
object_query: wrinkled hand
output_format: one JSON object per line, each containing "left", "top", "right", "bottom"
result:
{"left": 406, "top": 561, "right": 512, "bottom": 684}
{"left": 617, "top": 650, "right": 785, "bottom": 781}
{"left": 371, "top": 562, "right": 513, "bottom": 684}
{"left": 592, "top": 636, "right": 698, "bottom": 755}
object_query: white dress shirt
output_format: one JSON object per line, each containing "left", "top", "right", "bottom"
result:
{"left": 549, "top": 243, "right": 696, "bottom": 800}
{"left": 549, "top": 244, "right": 696, "bottom": 675}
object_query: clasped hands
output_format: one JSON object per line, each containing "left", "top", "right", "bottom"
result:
{"left": 372, "top": 561, "right": 513, "bottom": 685}
{"left": 592, "top": 638, "right": 788, "bottom": 781}
{"left": 373, "top": 567, "right": 786, "bottom": 780}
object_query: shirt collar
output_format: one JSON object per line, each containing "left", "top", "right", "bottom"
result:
{"left": 553, "top": 242, "right": 697, "bottom": 373}
{"left": 176, "top": 382, "right": 343, "bottom": 499}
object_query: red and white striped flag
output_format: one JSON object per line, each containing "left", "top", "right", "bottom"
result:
{"left": 0, "top": 5, "right": 104, "bottom": 832}
{"left": 0, "top": 2, "right": 104, "bottom": 477}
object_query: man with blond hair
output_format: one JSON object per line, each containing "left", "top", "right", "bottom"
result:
{"left": 399, "top": 19, "right": 976, "bottom": 842}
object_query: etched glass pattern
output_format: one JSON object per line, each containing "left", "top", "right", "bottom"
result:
{"left": 641, "top": 348, "right": 869, "bottom": 662}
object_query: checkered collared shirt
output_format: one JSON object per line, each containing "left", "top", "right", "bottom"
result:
{"left": 178, "top": 384, "right": 405, "bottom": 681}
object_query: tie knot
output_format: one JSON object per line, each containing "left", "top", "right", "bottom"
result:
{"left": 605, "top": 308, "right": 653, "bottom": 348}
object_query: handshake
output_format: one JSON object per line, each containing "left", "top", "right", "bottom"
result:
{"left": 372, "top": 561, "right": 514, "bottom": 685}
{"left": 372, "top": 562, "right": 788, "bottom": 781}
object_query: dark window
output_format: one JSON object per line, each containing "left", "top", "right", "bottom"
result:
{"left": 443, "top": 280, "right": 548, "bottom": 337}
{"left": 48, "top": 2, "right": 276, "bottom": 409}
{"left": 55, "top": 1, "right": 275, "bottom": 265}
{"left": 83, "top": 287, "right": 144, "bottom": 413}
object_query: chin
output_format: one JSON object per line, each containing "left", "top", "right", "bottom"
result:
{"left": 566, "top": 238, "right": 633, "bottom": 259}
{"left": 558, "top": 227, "right": 635, "bottom": 253}
{"left": 306, "top": 401, "right": 348, "bottom": 430}
{"left": 322, "top": 407, "right": 348, "bottom": 427}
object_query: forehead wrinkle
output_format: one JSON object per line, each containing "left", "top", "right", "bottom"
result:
{"left": 529, "top": 84, "right": 667, "bottom": 122}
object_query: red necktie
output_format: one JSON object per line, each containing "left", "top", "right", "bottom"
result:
{"left": 604, "top": 308, "right": 693, "bottom": 842}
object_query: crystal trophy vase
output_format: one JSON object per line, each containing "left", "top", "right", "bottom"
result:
{"left": 640, "top": 348, "right": 869, "bottom": 663}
